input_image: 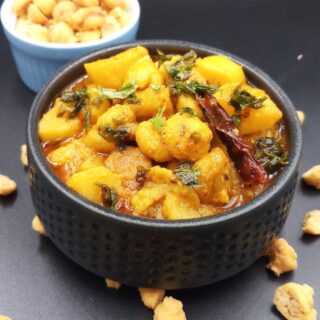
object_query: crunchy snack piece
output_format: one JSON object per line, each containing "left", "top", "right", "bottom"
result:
{"left": 303, "top": 165, "right": 320, "bottom": 190}
{"left": 139, "top": 288, "right": 165, "bottom": 310}
{"left": 154, "top": 296, "right": 186, "bottom": 320}
{"left": 13, "top": 0, "right": 32, "bottom": 15}
{"left": 32, "top": 215, "right": 47, "bottom": 236}
{"left": 273, "top": 282, "right": 317, "bottom": 320}
{"left": 20, "top": 144, "right": 28, "bottom": 167}
{"left": 105, "top": 278, "right": 121, "bottom": 290}
{"left": 297, "top": 110, "right": 305, "bottom": 124}
{"left": 0, "top": 174, "right": 17, "bottom": 196}
{"left": 302, "top": 210, "right": 320, "bottom": 235}
{"left": 265, "top": 238, "right": 297, "bottom": 276}
{"left": 0, "top": 316, "right": 13, "bottom": 320}
{"left": 27, "top": 3, "right": 48, "bottom": 25}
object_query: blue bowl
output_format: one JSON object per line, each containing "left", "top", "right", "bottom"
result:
{"left": 0, "top": 0, "right": 140, "bottom": 92}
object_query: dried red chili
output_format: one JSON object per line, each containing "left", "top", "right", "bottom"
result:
{"left": 197, "top": 94, "right": 269, "bottom": 185}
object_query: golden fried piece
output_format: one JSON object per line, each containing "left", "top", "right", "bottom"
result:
{"left": 105, "top": 279, "right": 121, "bottom": 290}
{"left": 32, "top": 215, "right": 47, "bottom": 236}
{"left": 153, "top": 297, "right": 186, "bottom": 320}
{"left": 265, "top": 238, "right": 297, "bottom": 276}
{"left": 49, "top": 22, "right": 78, "bottom": 43}
{"left": 303, "top": 165, "right": 320, "bottom": 190}
{"left": 20, "top": 144, "right": 28, "bottom": 167}
{"left": 33, "top": 0, "right": 56, "bottom": 18}
{"left": 0, "top": 174, "right": 16, "bottom": 196}
{"left": 139, "top": 288, "right": 165, "bottom": 310}
{"left": 302, "top": 210, "right": 320, "bottom": 235}
{"left": 273, "top": 282, "right": 317, "bottom": 320}
{"left": 297, "top": 110, "right": 305, "bottom": 124}
{"left": 27, "top": 3, "right": 48, "bottom": 25}
{"left": 52, "top": 1, "right": 77, "bottom": 24}
{"left": 13, "top": 0, "right": 32, "bottom": 16}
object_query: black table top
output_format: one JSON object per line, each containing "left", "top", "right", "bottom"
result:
{"left": 1, "top": 0, "right": 320, "bottom": 319}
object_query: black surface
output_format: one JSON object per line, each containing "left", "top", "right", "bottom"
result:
{"left": 0, "top": 0, "right": 319, "bottom": 319}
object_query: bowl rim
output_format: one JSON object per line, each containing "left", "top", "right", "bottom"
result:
{"left": 27, "top": 39, "right": 302, "bottom": 229}
{"left": 0, "top": 0, "right": 140, "bottom": 50}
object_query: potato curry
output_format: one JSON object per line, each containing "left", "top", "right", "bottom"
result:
{"left": 38, "top": 46, "right": 289, "bottom": 219}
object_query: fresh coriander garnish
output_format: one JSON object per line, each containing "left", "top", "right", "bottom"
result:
{"left": 254, "top": 137, "right": 288, "bottom": 174}
{"left": 93, "top": 82, "right": 137, "bottom": 100}
{"left": 170, "top": 80, "right": 218, "bottom": 96}
{"left": 96, "top": 183, "right": 117, "bottom": 210}
{"left": 231, "top": 114, "right": 241, "bottom": 127}
{"left": 156, "top": 49, "right": 173, "bottom": 65}
{"left": 150, "top": 107, "right": 166, "bottom": 131}
{"left": 174, "top": 162, "right": 200, "bottom": 188}
{"left": 166, "top": 50, "right": 197, "bottom": 81}
{"left": 150, "top": 84, "right": 165, "bottom": 90}
{"left": 230, "top": 86, "right": 266, "bottom": 111}
{"left": 179, "top": 107, "right": 198, "bottom": 117}
{"left": 98, "top": 125, "right": 130, "bottom": 145}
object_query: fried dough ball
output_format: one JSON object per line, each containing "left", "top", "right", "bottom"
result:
{"left": 265, "top": 238, "right": 298, "bottom": 276}
{"left": 101, "top": 0, "right": 126, "bottom": 10}
{"left": 302, "top": 165, "right": 320, "bottom": 190}
{"left": 302, "top": 210, "right": 320, "bottom": 235}
{"left": 28, "top": 23, "right": 50, "bottom": 42}
{"left": 73, "top": 0, "right": 99, "bottom": 7}
{"left": 101, "top": 15, "right": 121, "bottom": 37}
{"left": 135, "top": 121, "right": 173, "bottom": 162}
{"left": 49, "top": 22, "right": 78, "bottom": 43}
{"left": 13, "top": 0, "right": 32, "bottom": 16}
{"left": 33, "top": 0, "right": 56, "bottom": 18}
{"left": 109, "top": 6, "right": 130, "bottom": 27}
{"left": 153, "top": 297, "right": 187, "bottom": 320}
{"left": 52, "top": 1, "right": 77, "bottom": 24}
{"left": 82, "top": 12, "right": 105, "bottom": 31}
{"left": 27, "top": 3, "right": 48, "bottom": 25}
{"left": 0, "top": 174, "right": 17, "bottom": 196}
{"left": 163, "top": 113, "right": 212, "bottom": 162}
{"left": 76, "top": 30, "right": 100, "bottom": 42}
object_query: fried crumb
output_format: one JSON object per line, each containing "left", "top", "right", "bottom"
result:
{"left": 265, "top": 238, "right": 297, "bottom": 276}
{"left": 0, "top": 316, "right": 13, "bottom": 320}
{"left": 20, "top": 144, "right": 28, "bottom": 166}
{"left": 297, "top": 110, "right": 305, "bottom": 124}
{"left": 139, "top": 288, "right": 165, "bottom": 309}
{"left": 297, "top": 54, "right": 304, "bottom": 61}
{"left": 105, "top": 279, "right": 121, "bottom": 290}
{"left": 32, "top": 215, "right": 47, "bottom": 236}
{"left": 154, "top": 296, "right": 186, "bottom": 320}
{"left": 302, "top": 210, "right": 320, "bottom": 235}
{"left": 303, "top": 165, "right": 320, "bottom": 190}
{"left": 0, "top": 174, "right": 17, "bottom": 196}
{"left": 273, "top": 282, "right": 317, "bottom": 320}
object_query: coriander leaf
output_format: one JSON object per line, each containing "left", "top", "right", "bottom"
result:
{"left": 150, "top": 106, "right": 166, "bottom": 131}
{"left": 179, "top": 107, "right": 198, "bottom": 117}
{"left": 98, "top": 125, "right": 130, "bottom": 145}
{"left": 156, "top": 49, "right": 173, "bottom": 65}
{"left": 231, "top": 114, "right": 241, "bottom": 127}
{"left": 84, "top": 108, "right": 91, "bottom": 133}
{"left": 174, "top": 162, "right": 200, "bottom": 188}
{"left": 230, "top": 86, "right": 266, "bottom": 111}
{"left": 150, "top": 84, "right": 165, "bottom": 90}
{"left": 93, "top": 82, "right": 137, "bottom": 100}
{"left": 170, "top": 80, "right": 218, "bottom": 96}
{"left": 254, "top": 137, "right": 288, "bottom": 174}
{"left": 96, "top": 183, "right": 117, "bottom": 210}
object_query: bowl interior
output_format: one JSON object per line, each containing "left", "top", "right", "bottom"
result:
{"left": 28, "top": 40, "right": 302, "bottom": 228}
{"left": 1, "top": 0, "right": 140, "bottom": 49}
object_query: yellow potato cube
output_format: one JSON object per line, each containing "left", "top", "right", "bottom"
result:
{"left": 176, "top": 94, "right": 204, "bottom": 120}
{"left": 196, "top": 55, "right": 246, "bottom": 85}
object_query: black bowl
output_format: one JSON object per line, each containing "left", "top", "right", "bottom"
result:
{"left": 27, "top": 40, "right": 302, "bottom": 289}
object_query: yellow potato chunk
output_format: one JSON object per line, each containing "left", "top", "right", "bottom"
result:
{"left": 0, "top": 174, "right": 17, "bottom": 196}
{"left": 32, "top": 215, "right": 47, "bottom": 236}
{"left": 125, "top": 55, "right": 163, "bottom": 89}
{"left": 135, "top": 87, "right": 174, "bottom": 121}
{"left": 194, "top": 147, "right": 231, "bottom": 205}
{"left": 105, "top": 278, "right": 121, "bottom": 289}
{"left": 273, "top": 283, "right": 317, "bottom": 320}
{"left": 163, "top": 113, "right": 212, "bottom": 162}
{"left": 147, "top": 166, "right": 177, "bottom": 184}
{"left": 105, "top": 147, "right": 152, "bottom": 179}
{"left": 77, "top": 155, "right": 105, "bottom": 171}
{"left": 135, "top": 121, "right": 172, "bottom": 162}
{"left": 154, "top": 297, "right": 187, "bottom": 320}
{"left": 302, "top": 210, "right": 320, "bottom": 235}
{"left": 265, "top": 238, "right": 298, "bottom": 276}
{"left": 302, "top": 165, "right": 320, "bottom": 190}
{"left": 176, "top": 94, "right": 204, "bottom": 120}
{"left": 213, "top": 82, "right": 240, "bottom": 116}
{"left": 38, "top": 99, "right": 82, "bottom": 142}
{"left": 196, "top": 55, "right": 246, "bottom": 85}
{"left": 27, "top": 3, "right": 48, "bottom": 25}
{"left": 158, "top": 54, "right": 181, "bottom": 82}
{"left": 84, "top": 46, "right": 148, "bottom": 89}
{"left": 139, "top": 288, "right": 165, "bottom": 310}
{"left": 238, "top": 85, "right": 283, "bottom": 134}
{"left": 66, "top": 166, "right": 124, "bottom": 204}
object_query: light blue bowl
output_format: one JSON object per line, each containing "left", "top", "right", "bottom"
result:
{"left": 0, "top": 0, "right": 140, "bottom": 92}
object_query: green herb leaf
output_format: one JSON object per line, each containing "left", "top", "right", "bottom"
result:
{"left": 179, "top": 107, "right": 198, "bottom": 117}
{"left": 97, "top": 183, "right": 117, "bottom": 210}
{"left": 93, "top": 82, "right": 137, "bottom": 100}
{"left": 98, "top": 125, "right": 130, "bottom": 145}
{"left": 231, "top": 114, "right": 241, "bottom": 127}
{"left": 166, "top": 50, "right": 197, "bottom": 81}
{"left": 150, "top": 84, "right": 165, "bottom": 90}
{"left": 174, "top": 162, "right": 200, "bottom": 188}
{"left": 156, "top": 49, "right": 173, "bottom": 65}
{"left": 150, "top": 106, "right": 166, "bottom": 131}
{"left": 230, "top": 86, "right": 266, "bottom": 111}
{"left": 170, "top": 80, "right": 218, "bottom": 96}
{"left": 254, "top": 137, "right": 288, "bottom": 174}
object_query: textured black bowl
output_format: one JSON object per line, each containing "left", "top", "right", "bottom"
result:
{"left": 27, "top": 40, "right": 302, "bottom": 289}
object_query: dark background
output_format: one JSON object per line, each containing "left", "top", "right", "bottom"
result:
{"left": 1, "top": 0, "right": 320, "bottom": 319}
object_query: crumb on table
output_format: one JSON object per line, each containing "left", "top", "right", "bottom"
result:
{"left": 105, "top": 279, "right": 121, "bottom": 290}
{"left": 265, "top": 238, "right": 297, "bottom": 276}
{"left": 20, "top": 144, "right": 28, "bottom": 167}
{"left": 0, "top": 174, "right": 17, "bottom": 196}
{"left": 0, "top": 316, "right": 13, "bottom": 320}
{"left": 273, "top": 282, "right": 317, "bottom": 320}
{"left": 303, "top": 165, "right": 320, "bottom": 190}
{"left": 32, "top": 215, "right": 47, "bottom": 236}
{"left": 139, "top": 288, "right": 165, "bottom": 309}
{"left": 296, "top": 110, "right": 305, "bottom": 124}
{"left": 153, "top": 296, "right": 186, "bottom": 320}
{"left": 303, "top": 210, "right": 320, "bottom": 235}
